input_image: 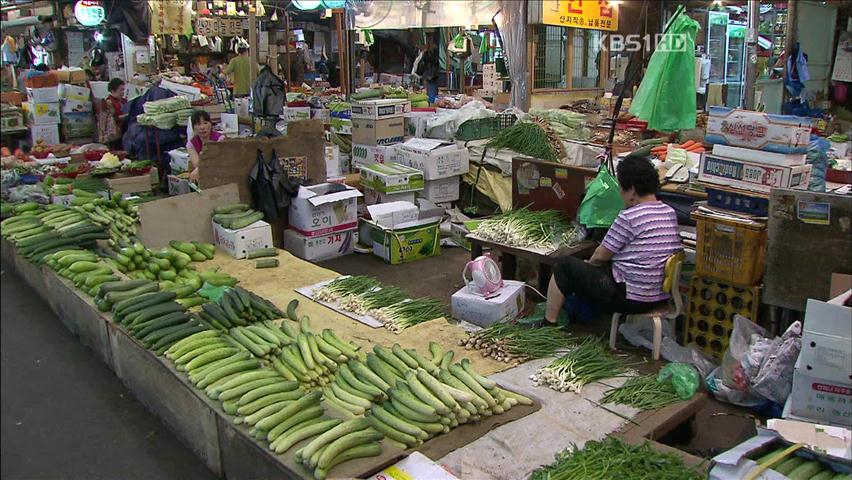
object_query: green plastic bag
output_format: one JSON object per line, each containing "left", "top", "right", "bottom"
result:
{"left": 198, "top": 283, "right": 229, "bottom": 303}
{"left": 628, "top": 10, "right": 700, "bottom": 132}
{"left": 657, "top": 363, "right": 699, "bottom": 400}
{"left": 578, "top": 165, "right": 624, "bottom": 229}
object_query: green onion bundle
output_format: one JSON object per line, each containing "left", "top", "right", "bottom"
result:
{"left": 314, "top": 275, "right": 381, "bottom": 303}
{"left": 377, "top": 298, "right": 446, "bottom": 333}
{"left": 341, "top": 286, "right": 408, "bottom": 314}
{"left": 529, "top": 437, "right": 704, "bottom": 480}
{"left": 474, "top": 207, "right": 580, "bottom": 250}
{"left": 531, "top": 336, "right": 626, "bottom": 393}
{"left": 601, "top": 375, "right": 682, "bottom": 411}
{"left": 461, "top": 323, "right": 575, "bottom": 363}
{"left": 487, "top": 121, "right": 558, "bottom": 161}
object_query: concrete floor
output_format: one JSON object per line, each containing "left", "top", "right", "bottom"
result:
{"left": 0, "top": 261, "right": 215, "bottom": 480}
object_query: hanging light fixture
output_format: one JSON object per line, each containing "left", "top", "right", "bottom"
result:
{"left": 292, "top": 0, "right": 322, "bottom": 10}
{"left": 322, "top": 0, "right": 346, "bottom": 8}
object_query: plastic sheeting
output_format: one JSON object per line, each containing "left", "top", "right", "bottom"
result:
{"left": 348, "top": 1, "right": 499, "bottom": 30}
{"left": 496, "top": 0, "right": 528, "bottom": 109}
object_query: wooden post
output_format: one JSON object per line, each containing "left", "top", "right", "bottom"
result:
{"left": 335, "top": 10, "right": 347, "bottom": 94}
{"left": 782, "top": 0, "right": 798, "bottom": 107}
{"left": 284, "top": 12, "right": 292, "bottom": 92}
{"left": 249, "top": 6, "right": 258, "bottom": 85}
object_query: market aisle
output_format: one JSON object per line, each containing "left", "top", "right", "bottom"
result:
{"left": 0, "top": 261, "right": 216, "bottom": 480}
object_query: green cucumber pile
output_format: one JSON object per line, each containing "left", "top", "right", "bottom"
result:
{"left": 43, "top": 249, "right": 119, "bottom": 296}
{"left": 754, "top": 448, "right": 850, "bottom": 480}
{"left": 1, "top": 203, "right": 110, "bottom": 263}
{"left": 315, "top": 276, "right": 446, "bottom": 333}
{"left": 198, "top": 287, "right": 284, "bottom": 330}
{"left": 70, "top": 191, "right": 140, "bottom": 246}
{"left": 212, "top": 203, "right": 265, "bottom": 230}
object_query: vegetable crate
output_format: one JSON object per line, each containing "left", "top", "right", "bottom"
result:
{"left": 455, "top": 113, "right": 517, "bottom": 141}
{"left": 691, "top": 210, "right": 767, "bottom": 287}
{"left": 685, "top": 276, "right": 760, "bottom": 359}
{"left": 704, "top": 186, "right": 770, "bottom": 218}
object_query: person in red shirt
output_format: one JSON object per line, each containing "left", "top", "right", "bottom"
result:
{"left": 106, "top": 78, "right": 127, "bottom": 130}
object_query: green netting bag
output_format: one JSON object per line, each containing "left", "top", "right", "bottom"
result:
{"left": 628, "top": 11, "right": 701, "bottom": 132}
{"left": 578, "top": 165, "right": 624, "bottom": 229}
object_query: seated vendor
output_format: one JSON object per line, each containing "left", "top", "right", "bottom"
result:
{"left": 545, "top": 155, "right": 681, "bottom": 324}
{"left": 187, "top": 110, "right": 224, "bottom": 182}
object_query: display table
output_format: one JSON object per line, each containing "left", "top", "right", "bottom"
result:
{"left": 467, "top": 235, "right": 598, "bottom": 292}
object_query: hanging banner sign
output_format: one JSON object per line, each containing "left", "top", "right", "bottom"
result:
{"left": 195, "top": 17, "right": 248, "bottom": 37}
{"left": 74, "top": 0, "right": 106, "bottom": 27}
{"left": 541, "top": 0, "right": 619, "bottom": 31}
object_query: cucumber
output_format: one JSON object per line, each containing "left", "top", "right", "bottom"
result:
{"left": 316, "top": 428, "right": 383, "bottom": 470}
{"left": 174, "top": 343, "right": 231, "bottom": 368}
{"left": 243, "top": 401, "right": 292, "bottom": 426}
{"left": 322, "top": 330, "right": 358, "bottom": 359}
{"left": 219, "top": 377, "right": 282, "bottom": 402}
{"left": 367, "top": 414, "right": 418, "bottom": 446}
{"left": 106, "top": 283, "right": 160, "bottom": 304}
{"left": 460, "top": 358, "right": 497, "bottom": 389}
{"left": 788, "top": 461, "right": 824, "bottom": 480}
{"left": 366, "top": 354, "right": 402, "bottom": 387}
{"left": 231, "top": 211, "right": 264, "bottom": 230}
{"left": 776, "top": 457, "right": 807, "bottom": 475}
{"left": 213, "top": 203, "right": 250, "bottom": 215}
{"left": 416, "top": 370, "right": 460, "bottom": 410}
{"left": 314, "top": 443, "right": 382, "bottom": 480}
{"left": 254, "top": 258, "right": 278, "bottom": 269}
{"left": 130, "top": 302, "right": 185, "bottom": 327}
{"left": 404, "top": 371, "right": 450, "bottom": 415}
{"left": 272, "top": 418, "right": 342, "bottom": 455}
{"left": 370, "top": 405, "right": 426, "bottom": 438}
{"left": 198, "top": 359, "right": 260, "bottom": 389}
{"left": 350, "top": 361, "right": 391, "bottom": 392}
{"left": 448, "top": 364, "right": 496, "bottom": 408}
{"left": 237, "top": 390, "right": 305, "bottom": 416}
{"left": 184, "top": 347, "right": 241, "bottom": 371}
{"left": 266, "top": 405, "right": 324, "bottom": 443}
{"left": 246, "top": 248, "right": 278, "bottom": 259}
{"left": 809, "top": 472, "right": 836, "bottom": 480}
{"left": 169, "top": 240, "right": 197, "bottom": 255}
{"left": 153, "top": 324, "right": 208, "bottom": 354}
{"left": 216, "top": 369, "right": 281, "bottom": 392}
{"left": 238, "top": 381, "right": 300, "bottom": 406}
{"left": 298, "top": 418, "right": 371, "bottom": 466}
{"left": 254, "top": 390, "right": 320, "bottom": 431}
{"left": 339, "top": 364, "right": 384, "bottom": 399}
{"left": 429, "top": 342, "right": 444, "bottom": 366}
{"left": 116, "top": 292, "right": 178, "bottom": 319}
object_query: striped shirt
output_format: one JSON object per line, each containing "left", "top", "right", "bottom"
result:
{"left": 602, "top": 201, "right": 681, "bottom": 302}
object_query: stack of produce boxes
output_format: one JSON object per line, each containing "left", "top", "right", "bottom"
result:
{"left": 394, "top": 137, "right": 470, "bottom": 206}
{"left": 686, "top": 107, "right": 813, "bottom": 359}
{"left": 349, "top": 99, "right": 409, "bottom": 172}
{"left": 58, "top": 83, "right": 95, "bottom": 144}
{"left": 284, "top": 183, "right": 362, "bottom": 262}
{"left": 24, "top": 73, "right": 61, "bottom": 147}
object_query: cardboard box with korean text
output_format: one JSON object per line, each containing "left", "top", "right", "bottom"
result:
{"left": 30, "top": 124, "right": 60, "bottom": 145}
{"left": 394, "top": 138, "right": 470, "bottom": 180}
{"left": 24, "top": 102, "right": 60, "bottom": 125}
{"left": 351, "top": 116, "right": 405, "bottom": 146}
{"left": 58, "top": 84, "right": 91, "bottom": 101}
{"left": 698, "top": 153, "right": 812, "bottom": 194}
{"left": 363, "top": 188, "right": 416, "bottom": 208}
{"left": 350, "top": 98, "right": 411, "bottom": 120}
{"left": 26, "top": 86, "right": 59, "bottom": 104}
{"left": 212, "top": 220, "right": 274, "bottom": 259}
{"left": 351, "top": 144, "right": 397, "bottom": 167}
{"left": 360, "top": 162, "right": 424, "bottom": 194}
{"left": 60, "top": 98, "right": 93, "bottom": 114}
{"left": 797, "top": 297, "right": 852, "bottom": 386}
{"left": 288, "top": 183, "right": 362, "bottom": 238}
{"left": 362, "top": 217, "right": 442, "bottom": 265}
{"left": 705, "top": 107, "right": 812, "bottom": 154}
{"left": 451, "top": 280, "right": 526, "bottom": 328}
{"left": 419, "top": 176, "right": 460, "bottom": 203}
{"left": 283, "top": 229, "right": 357, "bottom": 262}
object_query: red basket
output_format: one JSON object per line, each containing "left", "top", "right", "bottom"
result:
{"left": 826, "top": 168, "right": 852, "bottom": 185}
{"left": 84, "top": 150, "right": 107, "bottom": 161}
{"left": 32, "top": 151, "right": 51, "bottom": 159}
{"left": 127, "top": 166, "right": 152, "bottom": 176}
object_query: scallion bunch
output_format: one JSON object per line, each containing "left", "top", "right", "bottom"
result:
{"left": 531, "top": 336, "right": 626, "bottom": 393}
{"left": 461, "top": 323, "right": 575, "bottom": 363}
{"left": 376, "top": 298, "right": 446, "bottom": 333}
{"left": 601, "top": 374, "right": 682, "bottom": 411}
{"left": 474, "top": 207, "right": 581, "bottom": 250}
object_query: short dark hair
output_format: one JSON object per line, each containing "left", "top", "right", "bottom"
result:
{"left": 108, "top": 78, "right": 125, "bottom": 92}
{"left": 616, "top": 154, "right": 659, "bottom": 196}
{"left": 238, "top": 46, "right": 249, "bottom": 53}
{"left": 191, "top": 110, "right": 211, "bottom": 126}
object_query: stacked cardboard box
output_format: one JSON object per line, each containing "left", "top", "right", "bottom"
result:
{"left": 359, "top": 162, "right": 424, "bottom": 208}
{"left": 284, "top": 183, "right": 362, "bottom": 262}
{"left": 394, "top": 138, "right": 469, "bottom": 204}
{"left": 350, "top": 99, "right": 410, "bottom": 171}
{"left": 25, "top": 86, "right": 60, "bottom": 145}
{"left": 58, "top": 83, "right": 95, "bottom": 143}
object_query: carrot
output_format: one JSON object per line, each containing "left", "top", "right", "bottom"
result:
{"left": 651, "top": 145, "right": 668, "bottom": 153}
{"left": 685, "top": 144, "right": 704, "bottom": 152}
{"left": 680, "top": 140, "right": 696, "bottom": 149}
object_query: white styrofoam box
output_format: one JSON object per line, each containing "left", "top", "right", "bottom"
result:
{"left": 324, "top": 144, "right": 341, "bottom": 178}
{"left": 360, "top": 162, "right": 424, "bottom": 194}
{"left": 786, "top": 359, "right": 852, "bottom": 428}
{"left": 418, "top": 176, "right": 460, "bottom": 203}
{"left": 25, "top": 102, "right": 60, "bottom": 125}
{"left": 168, "top": 148, "right": 190, "bottom": 173}
{"left": 451, "top": 280, "right": 526, "bottom": 327}
{"left": 159, "top": 78, "right": 201, "bottom": 101}
{"left": 283, "top": 106, "right": 311, "bottom": 121}
{"left": 363, "top": 188, "right": 416, "bottom": 207}
{"left": 283, "top": 229, "right": 357, "bottom": 262}
{"left": 288, "top": 183, "right": 362, "bottom": 237}
{"left": 211, "top": 220, "right": 274, "bottom": 259}
{"left": 60, "top": 98, "right": 93, "bottom": 114}
{"left": 366, "top": 201, "right": 419, "bottom": 229}
{"left": 350, "top": 144, "right": 397, "bottom": 166}
{"left": 798, "top": 299, "right": 852, "bottom": 385}
{"left": 350, "top": 98, "right": 411, "bottom": 120}
{"left": 698, "top": 153, "right": 811, "bottom": 194}
{"left": 58, "top": 83, "right": 91, "bottom": 101}
{"left": 367, "top": 452, "right": 460, "bottom": 480}
{"left": 26, "top": 86, "right": 59, "bottom": 104}
{"left": 711, "top": 144, "right": 806, "bottom": 167}
{"left": 705, "top": 107, "right": 812, "bottom": 154}
{"left": 30, "top": 124, "right": 60, "bottom": 145}
{"left": 394, "top": 138, "right": 470, "bottom": 180}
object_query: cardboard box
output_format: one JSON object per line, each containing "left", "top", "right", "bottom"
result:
{"left": 311, "top": 108, "right": 330, "bottom": 122}
{"left": 160, "top": 78, "right": 202, "bottom": 101}
{"left": 26, "top": 86, "right": 59, "bottom": 104}
{"left": 330, "top": 108, "right": 351, "bottom": 134}
{"left": 283, "top": 106, "right": 311, "bottom": 121}
{"left": 288, "top": 183, "right": 362, "bottom": 237}
{"left": 58, "top": 83, "right": 91, "bottom": 101}
{"left": 89, "top": 81, "right": 109, "bottom": 100}
{"left": 362, "top": 217, "right": 442, "bottom": 264}
{"left": 363, "top": 188, "right": 416, "bottom": 207}
{"left": 798, "top": 299, "right": 852, "bottom": 385}
{"left": 351, "top": 144, "right": 397, "bottom": 166}
{"left": 711, "top": 144, "right": 806, "bottom": 167}
{"left": 324, "top": 144, "right": 342, "bottom": 179}
{"left": 212, "top": 220, "right": 274, "bottom": 259}
{"left": 449, "top": 220, "right": 484, "bottom": 251}
{"left": 786, "top": 357, "right": 852, "bottom": 427}
{"left": 351, "top": 117, "right": 405, "bottom": 146}
{"left": 419, "top": 176, "right": 460, "bottom": 203}
{"left": 698, "top": 153, "right": 812, "bottom": 194}
{"left": 60, "top": 98, "right": 93, "bottom": 114}
{"left": 168, "top": 175, "right": 192, "bottom": 196}
{"left": 705, "top": 107, "right": 812, "bottom": 154}
{"left": 55, "top": 68, "right": 88, "bottom": 84}
{"left": 1, "top": 111, "right": 25, "bottom": 131}
{"left": 59, "top": 112, "right": 95, "bottom": 138}
{"left": 106, "top": 174, "right": 153, "bottom": 195}
{"left": 283, "top": 228, "right": 357, "bottom": 262}
{"left": 24, "top": 102, "right": 60, "bottom": 125}
{"left": 30, "top": 124, "right": 60, "bottom": 145}
{"left": 360, "top": 162, "right": 424, "bottom": 194}
{"left": 366, "top": 201, "right": 420, "bottom": 229}
{"left": 368, "top": 452, "right": 460, "bottom": 480}
{"left": 350, "top": 98, "right": 411, "bottom": 120}
{"left": 1, "top": 91, "right": 24, "bottom": 106}
{"left": 394, "top": 138, "right": 470, "bottom": 180}
{"left": 168, "top": 148, "right": 190, "bottom": 173}
{"left": 451, "top": 280, "right": 526, "bottom": 327}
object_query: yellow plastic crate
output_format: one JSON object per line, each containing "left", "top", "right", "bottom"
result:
{"left": 691, "top": 211, "right": 767, "bottom": 287}
{"left": 686, "top": 276, "right": 760, "bottom": 359}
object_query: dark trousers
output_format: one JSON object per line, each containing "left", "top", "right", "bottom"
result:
{"left": 552, "top": 256, "right": 664, "bottom": 315}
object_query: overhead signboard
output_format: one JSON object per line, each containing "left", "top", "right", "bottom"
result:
{"left": 74, "top": 0, "right": 106, "bottom": 27}
{"left": 541, "top": 0, "right": 619, "bottom": 31}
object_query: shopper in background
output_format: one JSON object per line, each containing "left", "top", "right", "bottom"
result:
{"left": 543, "top": 155, "right": 682, "bottom": 324}
{"left": 414, "top": 42, "right": 440, "bottom": 104}
{"left": 223, "top": 46, "right": 251, "bottom": 97}
{"left": 186, "top": 110, "right": 224, "bottom": 183}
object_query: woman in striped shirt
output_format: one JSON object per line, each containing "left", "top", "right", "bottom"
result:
{"left": 545, "top": 155, "right": 681, "bottom": 324}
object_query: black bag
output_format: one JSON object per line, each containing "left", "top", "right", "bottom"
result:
{"left": 249, "top": 148, "right": 301, "bottom": 219}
